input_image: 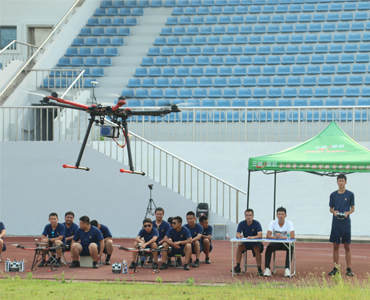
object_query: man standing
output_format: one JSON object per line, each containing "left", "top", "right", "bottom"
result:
{"left": 70, "top": 216, "right": 104, "bottom": 269}
{"left": 160, "top": 216, "right": 192, "bottom": 270}
{"left": 0, "top": 221, "right": 6, "bottom": 261}
{"left": 129, "top": 218, "right": 159, "bottom": 270}
{"left": 328, "top": 174, "right": 355, "bottom": 276}
{"left": 39, "top": 213, "right": 65, "bottom": 267}
{"left": 233, "top": 209, "right": 264, "bottom": 276}
{"left": 63, "top": 211, "right": 79, "bottom": 260}
{"left": 184, "top": 211, "right": 203, "bottom": 268}
{"left": 264, "top": 207, "right": 295, "bottom": 277}
{"left": 90, "top": 220, "right": 114, "bottom": 265}
{"left": 199, "top": 215, "right": 212, "bottom": 264}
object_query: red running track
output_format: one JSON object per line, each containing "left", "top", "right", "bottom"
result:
{"left": 1, "top": 237, "right": 369, "bottom": 284}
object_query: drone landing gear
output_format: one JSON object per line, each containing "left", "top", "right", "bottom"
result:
{"left": 145, "top": 184, "right": 157, "bottom": 219}
{"left": 30, "top": 249, "right": 57, "bottom": 272}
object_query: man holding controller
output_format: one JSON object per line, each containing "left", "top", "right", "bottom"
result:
{"left": 328, "top": 174, "right": 355, "bottom": 276}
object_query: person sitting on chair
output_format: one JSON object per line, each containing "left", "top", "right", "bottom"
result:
{"left": 263, "top": 206, "right": 295, "bottom": 277}
{"left": 152, "top": 208, "right": 171, "bottom": 246}
{"left": 70, "top": 216, "right": 104, "bottom": 269}
{"left": 129, "top": 218, "right": 159, "bottom": 270}
{"left": 199, "top": 215, "right": 212, "bottom": 264}
{"left": 184, "top": 211, "right": 203, "bottom": 268}
{"left": 233, "top": 209, "right": 264, "bottom": 276}
{"left": 39, "top": 212, "right": 65, "bottom": 268}
{"left": 0, "top": 221, "right": 6, "bottom": 261}
{"left": 160, "top": 216, "right": 192, "bottom": 271}
{"left": 63, "top": 211, "right": 79, "bottom": 260}
{"left": 90, "top": 220, "right": 113, "bottom": 265}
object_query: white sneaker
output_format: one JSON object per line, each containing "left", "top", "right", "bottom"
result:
{"left": 263, "top": 268, "right": 271, "bottom": 277}
{"left": 284, "top": 268, "right": 291, "bottom": 277}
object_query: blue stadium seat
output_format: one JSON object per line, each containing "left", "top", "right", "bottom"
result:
{"left": 134, "top": 67, "right": 148, "bottom": 77}
{"left": 173, "top": 27, "right": 185, "bottom": 35}
{"left": 155, "top": 57, "right": 168, "bottom": 66}
{"left": 142, "top": 78, "right": 155, "bottom": 87}
{"left": 150, "top": 89, "right": 164, "bottom": 98}
{"left": 228, "top": 77, "right": 242, "bottom": 87}
{"left": 243, "top": 77, "right": 256, "bottom": 87}
{"left": 287, "top": 77, "right": 301, "bottom": 86}
{"left": 119, "top": 8, "right": 131, "bottom": 16}
{"left": 118, "top": 28, "right": 130, "bottom": 36}
{"left": 179, "top": 37, "right": 193, "bottom": 46}
{"left": 277, "top": 66, "right": 290, "bottom": 75}
{"left": 179, "top": 16, "right": 191, "bottom": 25}
{"left": 107, "top": 7, "right": 119, "bottom": 15}
{"left": 168, "top": 78, "right": 183, "bottom": 87}
{"left": 138, "top": 1, "right": 149, "bottom": 8}
{"left": 91, "top": 68, "right": 104, "bottom": 77}
{"left": 346, "top": 87, "right": 360, "bottom": 97}
{"left": 258, "top": 77, "right": 271, "bottom": 87}
{"left": 87, "top": 18, "right": 99, "bottom": 26}
{"left": 239, "top": 26, "right": 252, "bottom": 35}
{"left": 259, "top": 15, "right": 271, "bottom": 23}
{"left": 353, "top": 64, "right": 366, "bottom": 74}
{"left": 210, "top": 6, "right": 222, "bottom": 14}
{"left": 151, "top": 0, "right": 163, "bottom": 7}
{"left": 199, "top": 78, "right": 212, "bottom": 87}
{"left": 349, "top": 75, "right": 363, "bottom": 85}
{"left": 160, "top": 28, "right": 173, "bottom": 36}
{"left": 72, "top": 38, "right": 85, "bottom": 46}
{"left": 126, "top": 0, "right": 138, "bottom": 8}
{"left": 198, "top": 7, "right": 210, "bottom": 14}
{"left": 277, "top": 35, "right": 290, "bottom": 44}
{"left": 294, "top": 99, "right": 308, "bottom": 106}
{"left": 213, "top": 77, "right": 227, "bottom": 87}
{"left": 100, "top": 17, "right": 113, "bottom": 26}
{"left": 79, "top": 28, "right": 92, "bottom": 36}
{"left": 122, "top": 89, "right": 135, "bottom": 98}
{"left": 105, "top": 28, "right": 117, "bottom": 36}
{"left": 272, "top": 77, "right": 286, "bottom": 86}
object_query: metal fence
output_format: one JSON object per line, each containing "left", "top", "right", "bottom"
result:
{"left": 1, "top": 106, "right": 369, "bottom": 142}
{"left": 0, "top": 40, "right": 38, "bottom": 70}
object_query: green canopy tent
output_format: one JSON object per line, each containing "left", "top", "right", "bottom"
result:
{"left": 247, "top": 121, "right": 370, "bottom": 219}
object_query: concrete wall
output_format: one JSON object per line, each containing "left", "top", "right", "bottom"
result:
{"left": 155, "top": 142, "right": 370, "bottom": 237}
{"left": 0, "top": 141, "right": 236, "bottom": 237}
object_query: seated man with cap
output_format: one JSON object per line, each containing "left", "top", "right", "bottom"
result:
{"left": 129, "top": 218, "right": 159, "bottom": 270}
{"left": 184, "top": 211, "right": 203, "bottom": 268}
{"left": 70, "top": 216, "right": 104, "bottom": 269}
{"left": 39, "top": 212, "right": 65, "bottom": 268}
{"left": 90, "top": 220, "right": 114, "bottom": 265}
{"left": 160, "top": 216, "right": 192, "bottom": 271}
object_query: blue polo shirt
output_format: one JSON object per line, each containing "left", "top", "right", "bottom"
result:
{"left": 237, "top": 220, "right": 262, "bottom": 238}
{"left": 184, "top": 223, "right": 203, "bottom": 239}
{"left": 98, "top": 224, "right": 112, "bottom": 239}
{"left": 73, "top": 225, "right": 103, "bottom": 247}
{"left": 42, "top": 223, "right": 66, "bottom": 243}
{"left": 0, "top": 222, "right": 6, "bottom": 251}
{"left": 138, "top": 227, "right": 159, "bottom": 243}
{"left": 63, "top": 222, "right": 79, "bottom": 244}
{"left": 165, "top": 226, "right": 191, "bottom": 242}
{"left": 202, "top": 225, "right": 213, "bottom": 237}
{"left": 152, "top": 220, "right": 171, "bottom": 243}
{"left": 329, "top": 190, "right": 355, "bottom": 228}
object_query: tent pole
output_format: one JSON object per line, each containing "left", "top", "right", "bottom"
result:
{"left": 273, "top": 171, "right": 277, "bottom": 220}
{"left": 247, "top": 170, "right": 251, "bottom": 209}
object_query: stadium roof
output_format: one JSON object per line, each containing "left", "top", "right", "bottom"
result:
{"left": 248, "top": 121, "right": 370, "bottom": 174}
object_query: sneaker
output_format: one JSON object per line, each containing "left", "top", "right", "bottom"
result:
{"left": 205, "top": 257, "right": 211, "bottom": 264}
{"left": 191, "top": 260, "right": 199, "bottom": 268}
{"left": 46, "top": 257, "right": 52, "bottom": 265}
{"left": 129, "top": 261, "right": 136, "bottom": 269}
{"left": 167, "top": 259, "right": 174, "bottom": 267}
{"left": 160, "top": 263, "right": 168, "bottom": 270}
{"left": 69, "top": 261, "right": 80, "bottom": 268}
{"left": 284, "top": 268, "right": 291, "bottom": 277}
{"left": 53, "top": 259, "right": 61, "bottom": 268}
{"left": 264, "top": 268, "right": 272, "bottom": 277}
{"left": 257, "top": 269, "right": 264, "bottom": 276}
{"left": 105, "top": 259, "right": 111, "bottom": 265}
{"left": 176, "top": 257, "right": 182, "bottom": 267}
{"left": 153, "top": 262, "right": 158, "bottom": 269}
{"left": 233, "top": 265, "right": 241, "bottom": 274}
{"left": 93, "top": 261, "right": 98, "bottom": 269}
{"left": 38, "top": 259, "right": 47, "bottom": 267}
{"left": 184, "top": 264, "right": 190, "bottom": 271}
{"left": 346, "top": 268, "right": 354, "bottom": 276}
{"left": 328, "top": 267, "right": 338, "bottom": 276}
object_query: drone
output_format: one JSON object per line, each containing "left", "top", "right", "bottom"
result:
{"left": 38, "top": 92, "right": 180, "bottom": 174}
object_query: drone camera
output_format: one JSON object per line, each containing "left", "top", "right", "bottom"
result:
{"left": 337, "top": 212, "right": 346, "bottom": 220}
{"left": 51, "top": 92, "right": 58, "bottom": 98}
{"left": 100, "top": 126, "right": 120, "bottom": 138}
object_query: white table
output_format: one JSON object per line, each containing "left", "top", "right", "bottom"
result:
{"left": 230, "top": 238, "right": 296, "bottom": 278}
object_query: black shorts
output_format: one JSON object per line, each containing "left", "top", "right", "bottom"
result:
{"left": 241, "top": 242, "right": 264, "bottom": 257}
{"left": 330, "top": 226, "right": 351, "bottom": 244}
{"left": 80, "top": 243, "right": 100, "bottom": 256}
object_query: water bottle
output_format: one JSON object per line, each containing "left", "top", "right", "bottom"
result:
{"left": 19, "top": 259, "right": 25, "bottom": 272}
{"left": 158, "top": 253, "right": 162, "bottom": 262}
{"left": 141, "top": 256, "right": 146, "bottom": 266}
{"left": 287, "top": 233, "right": 291, "bottom": 240}
{"left": 226, "top": 231, "right": 229, "bottom": 240}
{"left": 5, "top": 259, "right": 10, "bottom": 272}
{"left": 122, "top": 260, "right": 128, "bottom": 274}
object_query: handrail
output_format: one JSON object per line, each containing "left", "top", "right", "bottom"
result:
{"left": 0, "top": 40, "right": 39, "bottom": 70}
{"left": 61, "top": 69, "right": 85, "bottom": 99}
{"left": 0, "top": 40, "right": 38, "bottom": 55}
{"left": 129, "top": 131, "right": 247, "bottom": 195}
{"left": 0, "top": 0, "right": 83, "bottom": 101}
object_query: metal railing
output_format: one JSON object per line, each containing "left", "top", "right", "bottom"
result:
{"left": 0, "top": 0, "right": 83, "bottom": 103}
{"left": 91, "top": 132, "right": 245, "bottom": 223}
{"left": 31, "top": 68, "right": 85, "bottom": 100}
{"left": 0, "top": 106, "right": 370, "bottom": 142}
{"left": 0, "top": 40, "right": 38, "bottom": 70}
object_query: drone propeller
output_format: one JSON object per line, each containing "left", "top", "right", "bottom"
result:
{"left": 24, "top": 91, "right": 48, "bottom": 98}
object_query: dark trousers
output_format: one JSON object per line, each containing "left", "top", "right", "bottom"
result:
{"left": 265, "top": 242, "right": 294, "bottom": 269}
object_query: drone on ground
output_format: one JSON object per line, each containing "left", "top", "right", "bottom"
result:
{"left": 39, "top": 92, "right": 180, "bottom": 175}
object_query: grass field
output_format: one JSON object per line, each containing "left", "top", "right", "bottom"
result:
{"left": 1, "top": 271, "right": 370, "bottom": 300}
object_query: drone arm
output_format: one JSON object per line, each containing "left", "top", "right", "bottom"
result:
{"left": 48, "top": 96, "right": 89, "bottom": 110}
{"left": 112, "top": 99, "right": 126, "bottom": 111}
{"left": 120, "top": 168, "right": 145, "bottom": 176}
